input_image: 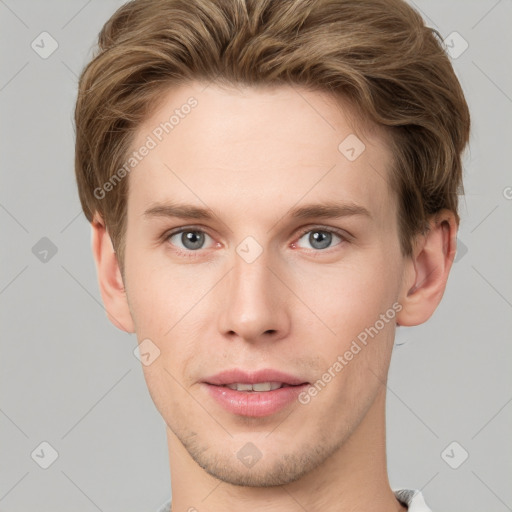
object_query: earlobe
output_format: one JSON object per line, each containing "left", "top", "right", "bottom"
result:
{"left": 396, "top": 209, "right": 458, "bottom": 327}
{"left": 91, "top": 213, "right": 135, "bottom": 333}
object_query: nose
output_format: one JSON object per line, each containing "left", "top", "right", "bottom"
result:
{"left": 216, "top": 246, "right": 291, "bottom": 344}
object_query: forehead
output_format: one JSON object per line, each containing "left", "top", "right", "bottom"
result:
{"left": 127, "top": 82, "right": 396, "bottom": 228}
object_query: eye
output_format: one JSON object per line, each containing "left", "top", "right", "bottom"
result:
{"left": 166, "top": 228, "right": 214, "bottom": 256}
{"left": 163, "top": 225, "right": 348, "bottom": 259}
{"left": 294, "top": 227, "right": 346, "bottom": 252}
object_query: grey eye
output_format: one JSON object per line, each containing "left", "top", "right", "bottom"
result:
{"left": 297, "top": 230, "right": 342, "bottom": 250}
{"left": 169, "top": 230, "right": 211, "bottom": 251}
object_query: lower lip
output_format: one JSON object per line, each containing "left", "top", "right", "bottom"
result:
{"left": 203, "top": 383, "right": 310, "bottom": 417}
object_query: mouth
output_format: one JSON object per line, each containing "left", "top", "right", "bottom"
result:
{"left": 202, "top": 368, "right": 308, "bottom": 387}
{"left": 218, "top": 381, "right": 301, "bottom": 392}
{"left": 201, "top": 369, "right": 310, "bottom": 417}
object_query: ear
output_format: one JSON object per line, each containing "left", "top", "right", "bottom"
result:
{"left": 396, "top": 209, "right": 458, "bottom": 326}
{"left": 90, "top": 213, "right": 135, "bottom": 333}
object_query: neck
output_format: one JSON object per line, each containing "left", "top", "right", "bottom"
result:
{"left": 166, "top": 386, "right": 406, "bottom": 512}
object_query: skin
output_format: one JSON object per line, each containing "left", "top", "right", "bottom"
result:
{"left": 91, "top": 81, "right": 457, "bottom": 511}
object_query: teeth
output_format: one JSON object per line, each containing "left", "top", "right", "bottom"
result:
{"left": 225, "top": 382, "right": 284, "bottom": 392}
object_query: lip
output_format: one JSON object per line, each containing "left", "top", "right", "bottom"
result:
{"left": 201, "top": 368, "right": 310, "bottom": 418}
{"left": 202, "top": 368, "right": 308, "bottom": 386}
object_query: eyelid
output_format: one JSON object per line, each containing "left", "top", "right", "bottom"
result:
{"left": 294, "top": 224, "right": 350, "bottom": 240}
{"left": 163, "top": 224, "right": 212, "bottom": 240}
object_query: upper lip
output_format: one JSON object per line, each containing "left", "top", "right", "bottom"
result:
{"left": 203, "top": 369, "right": 308, "bottom": 386}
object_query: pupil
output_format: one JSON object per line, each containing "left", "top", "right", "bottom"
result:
{"left": 183, "top": 231, "right": 204, "bottom": 250}
{"left": 311, "top": 231, "right": 331, "bottom": 250}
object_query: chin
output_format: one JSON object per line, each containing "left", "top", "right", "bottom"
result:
{"left": 181, "top": 431, "right": 334, "bottom": 488}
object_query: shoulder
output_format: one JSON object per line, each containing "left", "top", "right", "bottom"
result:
{"left": 394, "top": 488, "right": 433, "bottom": 511}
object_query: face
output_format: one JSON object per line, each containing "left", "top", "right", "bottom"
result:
{"left": 122, "top": 82, "right": 406, "bottom": 486}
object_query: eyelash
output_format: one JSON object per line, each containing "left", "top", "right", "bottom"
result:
{"left": 163, "top": 225, "right": 348, "bottom": 259}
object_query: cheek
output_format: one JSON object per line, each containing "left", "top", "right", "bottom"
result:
{"left": 124, "top": 250, "right": 191, "bottom": 336}
{"left": 125, "top": 259, "right": 207, "bottom": 375}
{"left": 299, "top": 259, "right": 397, "bottom": 333}
{"left": 296, "top": 256, "right": 401, "bottom": 394}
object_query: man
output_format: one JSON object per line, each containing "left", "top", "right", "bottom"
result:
{"left": 74, "top": 0, "right": 470, "bottom": 510}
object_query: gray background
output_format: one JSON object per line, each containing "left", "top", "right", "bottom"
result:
{"left": 1, "top": 0, "right": 511, "bottom": 511}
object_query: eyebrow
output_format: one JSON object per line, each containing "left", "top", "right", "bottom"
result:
{"left": 143, "top": 200, "right": 371, "bottom": 222}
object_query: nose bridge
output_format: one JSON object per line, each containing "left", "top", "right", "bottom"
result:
{"left": 218, "top": 239, "right": 289, "bottom": 340}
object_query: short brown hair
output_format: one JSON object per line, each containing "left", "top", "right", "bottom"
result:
{"left": 74, "top": 0, "right": 470, "bottom": 273}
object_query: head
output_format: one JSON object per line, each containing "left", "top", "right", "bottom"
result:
{"left": 75, "top": 0, "right": 470, "bottom": 487}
